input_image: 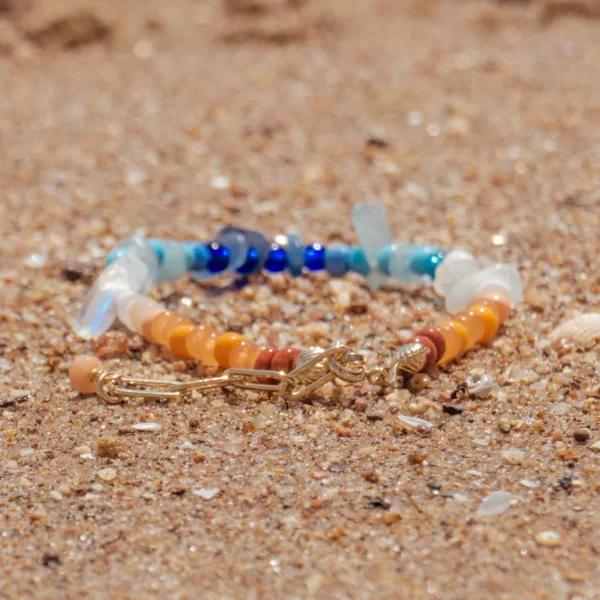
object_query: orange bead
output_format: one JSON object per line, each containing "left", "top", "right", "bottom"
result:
{"left": 143, "top": 310, "right": 170, "bottom": 343}
{"left": 169, "top": 323, "right": 196, "bottom": 359}
{"left": 186, "top": 326, "right": 218, "bottom": 366}
{"left": 160, "top": 315, "right": 193, "bottom": 347}
{"left": 477, "top": 291, "right": 510, "bottom": 323}
{"left": 213, "top": 332, "right": 246, "bottom": 368}
{"left": 454, "top": 311, "right": 485, "bottom": 348}
{"left": 149, "top": 311, "right": 176, "bottom": 345}
{"left": 69, "top": 355, "right": 101, "bottom": 394}
{"left": 229, "top": 341, "right": 264, "bottom": 369}
{"left": 468, "top": 302, "right": 499, "bottom": 343}
{"left": 438, "top": 321, "right": 469, "bottom": 362}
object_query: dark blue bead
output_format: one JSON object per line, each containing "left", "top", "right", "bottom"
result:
{"left": 218, "top": 226, "right": 270, "bottom": 275}
{"left": 237, "top": 247, "right": 260, "bottom": 276}
{"left": 304, "top": 244, "right": 326, "bottom": 271}
{"left": 206, "top": 243, "right": 231, "bottom": 273}
{"left": 264, "top": 246, "right": 287, "bottom": 273}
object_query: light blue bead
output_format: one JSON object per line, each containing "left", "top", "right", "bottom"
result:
{"left": 376, "top": 244, "right": 395, "bottom": 276}
{"left": 325, "top": 244, "right": 349, "bottom": 277}
{"left": 215, "top": 231, "right": 248, "bottom": 271}
{"left": 220, "top": 226, "right": 270, "bottom": 276}
{"left": 409, "top": 247, "right": 446, "bottom": 279}
{"left": 347, "top": 246, "right": 370, "bottom": 276}
{"left": 286, "top": 234, "right": 304, "bottom": 277}
{"left": 388, "top": 243, "right": 441, "bottom": 284}
{"left": 147, "top": 239, "right": 166, "bottom": 265}
{"left": 155, "top": 241, "right": 188, "bottom": 283}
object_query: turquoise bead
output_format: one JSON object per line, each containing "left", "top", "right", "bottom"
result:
{"left": 347, "top": 246, "right": 370, "bottom": 276}
{"left": 409, "top": 247, "right": 446, "bottom": 279}
{"left": 155, "top": 241, "right": 188, "bottom": 283}
{"left": 325, "top": 244, "right": 349, "bottom": 277}
{"left": 147, "top": 239, "right": 166, "bottom": 265}
{"left": 376, "top": 244, "right": 395, "bottom": 276}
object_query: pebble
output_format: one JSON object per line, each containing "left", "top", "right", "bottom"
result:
{"left": 191, "top": 487, "right": 220, "bottom": 500}
{"left": 476, "top": 490, "right": 513, "bottom": 517}
{"left": 73, "top": 445, "right": 92, "bottom": 456}
{"left": 535, "top": 530, "right": 561, "bottom": 547}
{"left": 410, "top": 374, "right": 431, "bottom": 391}
{"left": 466, "top": 373, "right": 495, "bottom": 397}
{"left": 501, "top": 448, "right": 525, "bottom": 465}
{"left": 590, "top": 441, "right": 600, "bottom": 452}
{"left": 96, "top": 435, "right": 124, "bottom": 458}
{"left": 396, "top": 415, "right": 434, "bottom": 430}
{"left": 49, "top": 490, "right": 63, "bottom": 501}
{"left": 131, "top": 422, "right": 161, "bottom": 432}
{"left": 97, "top": 468, "right": 117, "bottom": 481}
{"left": 573, "top": 428, "right": 590, "bottom": 443}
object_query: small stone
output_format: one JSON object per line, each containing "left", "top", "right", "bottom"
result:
{"left": 49, "top": 490, "right": 63, "bottom": 501}
{"left": 590, "top": 441, "right": 600, "bottom": 452}
{"left": 408, "top": 453, "right": 426, "bottom": 465}
{"left": 132, "top": 422, "right": 161, "bottom": 432}
{"left": 92, "top": 331, "right": 130, "bottom": 359}
{"left": 410, "top": 373, "right": 431, "bottom": 391}
{"left": 382, "top": 512, "right": 402, "bottom": 525}
{"left": 396, "top": 415, "right": 434, "bottom": 431}
{"left": 73, "top": 445, "right": 92, "bottom": 456}
{"left": 535, "top": 530, "right": 561, "bottom": 547}
{"left": 501, "top": 448, "right": 525, "bottom": 465}
{"left": 334, "top": 424, "right": 351, "bottom": 437}
{"left": 97, "top": 468, "right": 117, "bottom": 482}
{"left": 354, "top": 398, "right": 369, "bottom": 413}
{"left": 96, "top": 435, "right": 124, "bottom": 458}
{"left": 191, "top": 487, "right": 220, "bottom": 500}
{"left": 357, "top": 446, "right": 377, "bottom": 457}
{"left": 573, "top": 429, "right": 590, "bottom": 443}
{"left": 476, "top": 490, "right": 513, "bottom": 517}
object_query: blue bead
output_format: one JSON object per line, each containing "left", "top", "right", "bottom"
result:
{"left": 219, "top": 226, "right": 270, "bottom": 275}
{"left": 376, "top": 244, "right": 395, "bottom": 276}
{"left": 409, "top": 247, "right": 446, "bottom": 279}
{"left": 286, "top": 234, "right": 304, "bottom": 277}
{"left": 264, "top": 245, "right": 287, "bottom": 273}
{"left": 325, "top": 244, "right": 349, "bottom": 277}
{"left": 147, "top": 239, "right": 166, "bottom": 265}
{"left": 186, "top": 242, "right": 211, "bottom": 271}
{"left": 237, "top": 248, "right": 260, "bottom": 276}
{"left": 347, "top": 246, "right": 371, "bottom": 276}
{"left": 206, "top": 243, "right": 231, "bottom": 273}
{"left": 304, "top": 244, "right": 326, "bottom": 271}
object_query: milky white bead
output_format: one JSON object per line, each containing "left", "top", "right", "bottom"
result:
{"left": 434, "top": 248, "right": 486, "bottom": 297}
{"left": 107, "top": 235, "right": 158, "bottom": 292}
{"left": 156, "top": 241, "right": 188, "bottom": 283}
{"left": 444, "top": 263, "right": 522, "bottom": 314}
{"left": 352, "top": 203, "right": 392, "bottom": 290}
{"left": 75, "top": 255, "right": 152, "bottom": 339}
{"left": 388, "top": 243, "right": 431, "bottom": 284}
{"left": 116, "top": 292, "right": 141, "bottom": 331}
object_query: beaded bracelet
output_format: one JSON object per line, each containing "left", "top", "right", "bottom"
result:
{"left": 70, "top": 204, "right": 523, "bottom": 404}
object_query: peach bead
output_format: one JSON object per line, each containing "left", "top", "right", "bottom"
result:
{"left": 147, "top": 311, "right": 174, "bottom": 345}
{"left": 186, "top": 326, "right": 218, "bottom": 366}
{"left": 468, "top": 302, "right": 499, "bottom": 343}
{"left": 69, "top": 355, "right": 101, "bottom": 394}
{"left": 477, "top": 291, "right": 510, "bottom": 323}
{"left": 229, "top": 341, "right": 264, "bottom": 369}
{"left": 130, "top": 297, "right": 164, "bottom": 334}
{"left": 159, "top": 315, "right": 193, "bottom": 347}
{"left": 169, "top": 323, "right": 196, "bottom": 359}
{"left": 213, "top": 332, "right": 246, "bottom": 368}
{"left": 454, "top": 311, "right": 485, "bottom": 348}
{"left": 438, "top": 321, "right": 468, "bottom": 362}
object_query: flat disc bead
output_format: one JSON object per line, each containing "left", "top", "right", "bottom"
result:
{"left": 253, "top": 348, "right": 277, "bottom": 370}
{"left": 148, "top": 311, "right": 176, "bottom": 345}
{"left": 404, "top": 337, "right": 437, "bottom": 372}
{"left": 467, "top": 302, "right": 499, "bottom": 343}
{"left": 453, "top": 311, "right": 485, "bottom": 348}
{"left": 476, "top": 292, "right": 510, "bottom": 323}
{"left": 414, "top": 327, "right": 446, "bottom": 363}
{"left": 186, "top": 326, "right": 218, "bottom": 366}
{"left": 229, "top": 341, "right": 264, "bottom": 369}
{"left": 213, "top": 332, "right": 246, "bottom": 368}
{"left": 168, "top": 323, "right": 196, "bottom": 359}
{"left": 157, "top": 314, "right": 193, "bottom": 347}
{"left": 438, "top": 321, "right": 469, "bottom": 362}
{"left": 69, "top": 355, "right": 101, "bottom": 394}
{"left": 271, "top": 348, "right": 301, "bottom": 373}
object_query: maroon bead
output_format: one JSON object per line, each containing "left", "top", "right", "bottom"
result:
{"left": 253, "top": 348, "right": 277, "bottom": 371}
{"left": 271, "top": 348, "right": 301, "bottom": 373}
{"left": 405, "top": 336, "right": 438, "bottom": 372}
{"left": 415, "top": 327, "right": 446, "bottom": 364}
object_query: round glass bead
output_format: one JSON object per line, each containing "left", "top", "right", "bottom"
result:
{"left": 409, "top": 247, "right": 446, "bottom": 279}
{"left": 237, "top": 248, "right": 260, "bottom": 276}
{"left": 347, "top": 246, "right": 370, "bottom": 276}
{"left": 325, "top": 244, "right": 350, "bottom": 277}
{"left": 264, "top": 245, "right": 287, "bottom": 272}
{"left": 206, "top": 243, "right": 231, "bottom": 273}
{"left": 304, "top": 244, "right": 326, "bottom": 271}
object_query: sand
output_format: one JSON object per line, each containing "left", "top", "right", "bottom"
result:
{"left": 1, "top": 0, "right": 600, "bottom": 598}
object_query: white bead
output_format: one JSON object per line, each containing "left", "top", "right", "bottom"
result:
{"left": 444, "top": 263, "right": 522, "bottom": 314}
{"left": 74, "top": 255, "right": 152, "bottom": 339}
{"left": 433, "top": 249, "right": 485, "bottom": 297}
{"left": 108, "top": 236, "right": 158, "bottom": 292}
{"left": 352, "top": 203, "right": 392, "bottom": 290}
{"left": 116, "top": 292, "right": 140, "bottom": 331}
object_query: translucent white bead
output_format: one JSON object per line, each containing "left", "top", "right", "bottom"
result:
{"left": 107, "top": 236, "right": 158, "bottom": 291}
{"left": 352, "top": 203, "right": 392, "bottom": 290}
{"left": 156, "top": 241, "right": 188, "bottom": 283}
{"left": 433, "top": 248, "right": 484, "bottom": 297}
{"left": 215, "top": 230, "right": 248, "bottom": 271}
{"left": 388, "top": 243, "right": 434, "bottom": 284}
{"left": 75, "top": 255, "right": 152, "bottom": 339}
{"left": 116, "top": 292, "right": 140, "bottom": 331}
{"left": 444, "top": 263, "right": 522, "bottom": 314}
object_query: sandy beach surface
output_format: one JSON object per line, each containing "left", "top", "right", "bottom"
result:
{"left": 1, "top": 0, "right": 600, "bottom": 598}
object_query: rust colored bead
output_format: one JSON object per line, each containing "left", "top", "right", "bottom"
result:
{"left": 168, "top": 323, "right": 196, "bottom": 359}
{"left": 414, "top": 327, "right": 446, "bottom": 363}
{"left": 253, "top": 348, "right": 277, "bottom": 371}
{"left": 405, "top": 336, "right": 438, "bottom": 372}
{"left": 213, "top": 332, "right": 246, "bottom": 368}
{"left": 271, "top": 348, "right": 301, "bottom": 373}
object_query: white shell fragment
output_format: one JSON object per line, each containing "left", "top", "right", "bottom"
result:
{"left": 191, "top": 487, "right": 220, "bottom": 500}
{"left": 476, "top": 490, "right": 514, "bottom": 517}
{"left": 466, "top": 373, "right": 495, "bottom": 397}
{"left": 549, "top": 313, "right": 600, "bottom": 344}
{"left": 131, "top": 422, "right": 161, "bottom": 432}
{"left": 396, "top": 415, "right": 434, "bottom": 430}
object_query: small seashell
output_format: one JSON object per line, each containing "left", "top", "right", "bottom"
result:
{"left": 396, "top": 414, "right": 433, "bottom": 430}
{"left": 466, "top": 373, "right": 495, "bottom": 397}
{"left": 131, "top": 422, "right": 161, "bottom": 432}
{"left": 549, "top": 313, "right": 600, "bottom": 344}
{"left": 476, "top": 490, "right": 513, "bottom": 517}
